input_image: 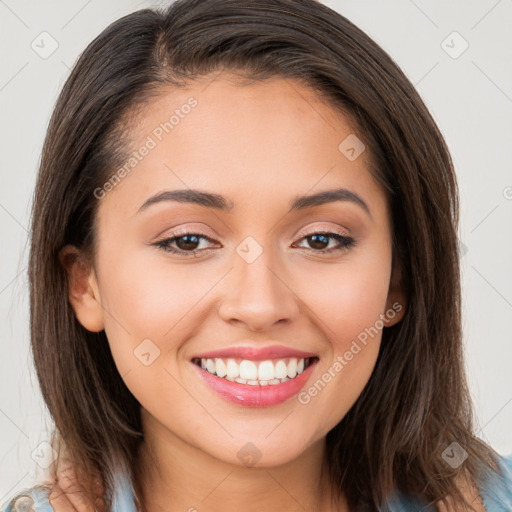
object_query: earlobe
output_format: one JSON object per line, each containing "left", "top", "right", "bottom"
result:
{"left": 384, "top": 259, "right": 406, "bottom": 327}
{"left": 59, "top": 245, "right": 105, "bottom": 333}
{"left": 384, "top": 289, "right": 406, "bottom": 327}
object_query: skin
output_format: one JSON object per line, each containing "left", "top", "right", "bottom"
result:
{"left": 58, "top": 73, "right": 409, "bottom": 511}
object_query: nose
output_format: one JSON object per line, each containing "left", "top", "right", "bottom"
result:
{"left": 218, "top": 252, "right": 300, "bottom": 332}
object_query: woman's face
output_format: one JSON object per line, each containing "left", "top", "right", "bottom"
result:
{"left": 66, "top": 73, "right": 405, "bottom": 467}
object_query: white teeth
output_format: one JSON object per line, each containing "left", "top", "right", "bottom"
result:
{"left": 257, "top": 360, "right": 275, "bottom": 381}
{"left": 239, "top": 360, "right": 258, "bottom": 380}
{"left": 226, "top": 358, "right": 239, "bottom": 379}
{"left": 198, "top": 356, "right": 314, "bottom": 384}
{"left": 215, "top": 358, "right": 227, "bottom": 378}
{"left": 206, "top": 359, "right": 216, "bottom": 374}
{"left": 274, "top": 360, "right": 287, "bottom": 379}
{"left": 287, "top": 358, "right": 297, "bottom": 378}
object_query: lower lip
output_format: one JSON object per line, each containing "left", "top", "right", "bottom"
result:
{"left": 191, "top": 359, "right": 318, "bottom": 407}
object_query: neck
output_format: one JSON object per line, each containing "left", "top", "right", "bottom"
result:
{"left": 134, "top": 408, "right": 347, "bottom": 512}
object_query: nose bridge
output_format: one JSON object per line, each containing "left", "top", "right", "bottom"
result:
{"left": 238, "top": 240, "right": 280, "bottom": 294}
{"left": 218, "top": 235, "right": 299, "bottom": 330}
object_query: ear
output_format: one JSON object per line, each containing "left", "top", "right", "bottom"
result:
{"left": 59, "top": 245, "right": 105, "bottom": 332}
{"left": 383, "top": 255, "right": 406, "bottom": 327}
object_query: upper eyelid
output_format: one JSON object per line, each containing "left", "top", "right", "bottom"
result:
{"left": 295, "top": 225, "right": 350, "bottom": 238}
{"left": 152, "top": 229, "right": 356, "bottom": 258}
{"left": 155, "top": 230, "right": 354, "bottom": 252}
{"left": 159, "top": 228, "right": 350, "bottom": 243}
{"left": 160, "top": 222, "right": 351, "bottom": 239}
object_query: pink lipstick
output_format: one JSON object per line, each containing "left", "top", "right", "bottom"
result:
{"left": 190, "top": 344, "right": 319, "bottom": 407}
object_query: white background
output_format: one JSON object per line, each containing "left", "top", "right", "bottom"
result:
{"left": 1, "top": 0, "right": 511, "bottom": 503}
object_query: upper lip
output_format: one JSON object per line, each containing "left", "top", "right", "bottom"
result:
{"left": 192, "top": 344, "right": 318, "bottom": 361}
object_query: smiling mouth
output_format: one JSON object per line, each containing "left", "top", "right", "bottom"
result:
{"left": 191, "top": 356, "right": 319, "bottom": 386}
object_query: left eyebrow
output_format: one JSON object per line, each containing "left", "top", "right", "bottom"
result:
{"left": 288, "top": 187, "right": 371, "bottom": 218}
{"left": 136, "top": 187, "right": 371, "bottom": 219}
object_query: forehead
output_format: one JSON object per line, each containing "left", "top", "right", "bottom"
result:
{"left": 99, "top": 73, "right": 387, "bottom": 223}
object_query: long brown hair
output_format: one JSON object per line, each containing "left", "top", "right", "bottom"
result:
{"left": 29, "top": 0, "right": 501, "bottom": 510}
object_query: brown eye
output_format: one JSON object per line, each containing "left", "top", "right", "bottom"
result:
{"left": 174, "top": 234, "right": 201, "bottom": 251}
{"left": 153, "top": 232, "right": 217, "bottom": 256}
{"left": 294, "top": 232, "right": 356, "bottom": 254}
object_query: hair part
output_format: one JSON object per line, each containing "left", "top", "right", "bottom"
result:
{"left": 29, "top": 0, "right": 500, "bottom": 510}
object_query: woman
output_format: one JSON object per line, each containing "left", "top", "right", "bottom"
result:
{"left": 2, "top": 0, "right": 511, "bottom": 510}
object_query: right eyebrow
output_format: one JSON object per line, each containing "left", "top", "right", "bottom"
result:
{"left": 288, "top": 187, "right": 372, "bottom": 219}
{"left": 136, "top": 189, "right": 234, "bottom": 214}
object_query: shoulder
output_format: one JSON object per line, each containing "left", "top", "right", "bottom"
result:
{"left": 383, "top": 453, "right": 512, "bottom": 512}
{"left": 438, "top": 453, "right": 512, "bottom": 512}
{"left": 478, "top": 452, "right": 512, "bottom": 511}
{"left": 0, "top": 484, "right": 54, "bottom": 512}
{"left": 1, "top": 469, "right": 136, "bottom": 512}
{"left": 436, "top": 471, "right": 486, "bottom": 512}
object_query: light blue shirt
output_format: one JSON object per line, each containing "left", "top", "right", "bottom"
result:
{"left": 2, "top": 453, "right": 512, "bottom": 511}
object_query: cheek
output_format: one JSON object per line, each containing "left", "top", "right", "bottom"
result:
{"left": 291, "top": 247, "right": 391, "bottom": 422}
{"left": 94, "top": 253, "right": 202, "bottom": 413}
{"left": 98, "top": 244, "right": 205, "bottom": 331}
{"left": 323, "top": 270, "right": 390, "bottom": 349}
{"left": 95, "top": 244, "right": 222, "bottom": 375}
{"left": 296, "top": 248, "right": 392, "bottom": 351}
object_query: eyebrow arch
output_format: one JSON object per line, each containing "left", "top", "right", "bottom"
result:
{"left": 137, "top": 189, "right": 234, "bottom": 214}
{"left": 136, "top": 187, "right": 371, "bottom": 218}
{"left": 289, "top": 188, "right": 371, "bottom": 218}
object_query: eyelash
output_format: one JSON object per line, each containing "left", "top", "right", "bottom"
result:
{"left": 152, "top": 229, "right": 357, "bottom": 257}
